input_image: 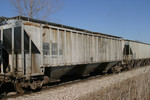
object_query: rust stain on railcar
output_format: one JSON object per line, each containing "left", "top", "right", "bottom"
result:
{"left": 24, "top": 22, "right": 40, "bottom": 27}
{"left": 43, "top": 25, "right": 50, "bottom": 28}
{"left": 43, "top": 33, "right": 46, "bottom": 37}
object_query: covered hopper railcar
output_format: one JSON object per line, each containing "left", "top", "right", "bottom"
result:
{"left": 0, "top": 16, "right": 150, "bottom": 95}
{"left": 121, "top": 40, "right": 150, "bottom": 70}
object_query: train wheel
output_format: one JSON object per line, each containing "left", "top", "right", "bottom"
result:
{"left": 15, "top": 80, "right": 25, "bottom": 94}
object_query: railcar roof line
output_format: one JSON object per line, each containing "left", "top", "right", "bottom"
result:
{"left": 2, "top": 16, "right": 122, "bottom": 39}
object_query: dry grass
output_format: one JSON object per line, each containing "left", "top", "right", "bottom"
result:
{"left": 78, "top": 72, "right": 150, "bottom": 100}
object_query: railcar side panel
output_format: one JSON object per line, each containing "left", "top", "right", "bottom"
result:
{"left": 23, "top": 22, "right": 123, "bottom": 67}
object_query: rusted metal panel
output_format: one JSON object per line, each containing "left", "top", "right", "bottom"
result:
{"left": 24, "top": 22, "right": 40, "bottom": 27}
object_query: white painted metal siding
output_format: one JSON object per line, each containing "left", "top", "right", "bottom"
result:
{"left": 23, "top": 22, "right": 123, "bottom": 67}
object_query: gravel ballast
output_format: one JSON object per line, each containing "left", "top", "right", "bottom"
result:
{"left": 5, "top": 66, "right": 150, "bottom": 100}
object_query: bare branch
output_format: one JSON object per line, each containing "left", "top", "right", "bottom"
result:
{"left": 9, "top": 0, "right": 62, "bottom": 20}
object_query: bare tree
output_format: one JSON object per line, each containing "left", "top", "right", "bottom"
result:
{"left": 10, "top": 0, "right": 62, "bottom": 20}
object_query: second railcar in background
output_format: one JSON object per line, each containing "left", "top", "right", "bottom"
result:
{"left": 122, "top": 40, "right": 150, "bottom": 70}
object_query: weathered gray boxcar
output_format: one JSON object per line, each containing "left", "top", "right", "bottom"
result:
{"left": 0, "top": 16, "right": 122, "bottom": 93}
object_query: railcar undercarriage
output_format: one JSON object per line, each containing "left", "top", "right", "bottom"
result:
{"left": 110, "top": 59, "right": 150, "bottom": 73}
